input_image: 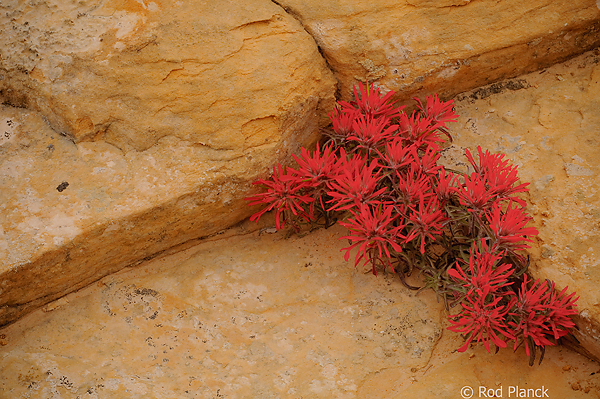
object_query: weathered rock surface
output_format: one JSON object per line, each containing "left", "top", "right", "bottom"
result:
{"left": 447, "top": 48, "right": 600, "bottom": 361}
{"left": 1, "top": 0, "right": 599, "bottom": 343}
{"left": 0, "top": 0, "right": 336, "bottom": 152}
{"left": 277, "top": 0, "right": 600, "bottom": 102}
{"left": 0, "top": 222, "right": 597, "bottom": 398}
{"left": 0, "top": 0, "right": 336, "bottom": 327}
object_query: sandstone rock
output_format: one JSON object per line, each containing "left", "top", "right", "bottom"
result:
{"left": 1, "top": 0, "right": 599, "bottom": 342}
{"left": 0, "top": 222, "right": 597, "bottom": 398}
{"left": 277, "top": 0, "right": 600, "bottom": 102}
{"left": 0, "top": 225, "right": 445, "bottom": 397}
{"left": 0, "top": 0, "right": 337, "bottom": 152}
{"left": 0, "top": 0, "right": 336, "bottom": 326}
{"left": 447, "top": 48, "right": 600, "bottom": 361}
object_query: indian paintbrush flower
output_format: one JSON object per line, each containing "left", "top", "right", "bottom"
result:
{"left": 246, "top": 83, "right": 579, "bottom": 365}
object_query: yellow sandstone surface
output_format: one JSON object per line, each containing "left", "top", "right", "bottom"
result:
{"left": 1, "top": 0, "right": 599, "bottom": 330}
{"left": 277, "top": 0, "right": 600, "bottom": 101}
{"left": 448, "top": 48, "right": 600, "bottom": 361}
{"left": 0, "top": 1, "right": 599, "bottom": 395}
{"left": 0, "top": 0, "right": 336, "bottom": 326}
{"left": 0, "top": 223, "right": 598, "bottom": 398}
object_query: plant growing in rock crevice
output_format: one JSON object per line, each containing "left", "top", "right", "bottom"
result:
{"left": 245, "top": 82, "right": 579, "bottom": 366}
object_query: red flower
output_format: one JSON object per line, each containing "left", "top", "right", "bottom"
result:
{"left": 486, "top": 202, "right": 539, "bottom": 252}
{"left": 397, "top": 111, "right": 439, "bottom": 149}
{"left": 414, "top": 93, "right": 458, "bottom": 129}
{"left": 328, "top": 157, "right": 386, "bottom": 211}
{"left": 456, "top": 172, "right": 497, "bottom": 212}
{"left": 508, "top": 277, "right": 555, "bottom": 356}
{"left": 244, "top": 84, "right": 579, "bottom": 365}
{"left": 394, "top": 169, "right": 432, "bottom": 207}
{"left": 378, "top": 139, "right": 414, "bottom": 174}
{"left": 340, "top": 82, "right": 403, "bottom": 120}
{"left": 405, "top": 195, "right": 447, "bottom": 253}
{"left": 329, "top": 107, "right": 359, "bottom": 139}
{"left": 292, "top": 143, "right": 339, "bottom": 186}
{"left": 465, "top": 146, "right": 529, "bottom": 206}
{"left": 292, "top": 143, "right": 340, "bottom": 211}
{"left": 508, "top": 277, "right": 579, "bottom": 359}
{"left": 448, "top": 239, "right": 514, "bottom": 296}
{"left": 339, "top": 203, "right": 406, "bottom": 274}
{"left": 448, "top": 288, "right": 516, "bottom": 353}
{"left": 435, "top": 167, "right": 458, "bottom": 204}
{"left": 544, "top": 281, "right": 578, "bottom": 340}
{"left": 409, "top": 144, "right": 443, "bottom": 176}
{"left": 245, "top": 164, "right": 313, "bottom": 230}
{"left": 348, "top": 114, "right": 398, "bottom": 153}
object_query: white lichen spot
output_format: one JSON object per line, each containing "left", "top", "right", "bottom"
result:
{"left": 534, "top": 175, "right": 555, "bottom": 191}
{"left": 309, "top": 379, "right": 325, "bottom": 394}
{"left": 357, "top": 59, "right": 386, "bottom": 82}
{"left": 309, "top": 19, "right": 346, "bottom": 49}
{"left": 565, "top": 155, "right": 594, "bottom": 177}
{"left": 274, "top": 367, "right": 296, "bottom": 389}
{"left": 322, "top": 363, "right": 338, "bottom": 379}
{"left": 498, "top": 134, "right": 523, "bottom": 153}
{"left": 276, "top": 337, "right": 294, "bottom": 353}
{"left": 540, "top": 135, "right": 552, "bottom": 150}
{"left": 378, "top": 36, "right": 413, "bottom": 63}
{"left": 113, "top": 11, "right": 145, "bottom": 40}
{"left": 49, "top": 54, "right": 73, "bottom": 65}
{"left": 122, "top": 377, "right": 148, "bottom": 395}
{"left": 436, "top": 66, "right": 459, "bottom": 79}
{"left": 309, "top": 364, "right": 339, "bottom": 393}
{"left": 373, "top": 346, "right": 385, "bottom": 358}
{"left": 47, "top": 213, "right": 82, "bottom": 241}
{"left": 581, "top": 309, "right": 591, "bottom": 319}
{"left": 43, "top": 296, "right": 69, "bottom": 312}
{"left": 45, "top": 67, "right": 63, "bottom": 81}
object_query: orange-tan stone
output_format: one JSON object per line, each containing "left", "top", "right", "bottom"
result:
{"left": 447, "top": 48, "right": 600, "bottom": 361}
{"left": 0, "top": 0, "right": 336, "bottom": 327}
{"left": 0, "top": 222, "right": 597, "bottom": 398}
{"left": 277, "top": 0, "right": 600, "bottom": 102}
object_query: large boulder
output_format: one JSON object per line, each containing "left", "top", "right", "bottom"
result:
{"left": 0, "top": 0, "right": 336, "bottom": 327}
{"left": 447, "top": 48, "right": 600, "bottom": 361}
{"left": 277, "top": 0, "right": 600, "bottom": 101}
{"left": 0, "top": 0, "right": 336, "bottom": 152}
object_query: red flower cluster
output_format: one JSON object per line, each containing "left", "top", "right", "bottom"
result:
{"left": 447, "top": 242, "right": 578, "bottom": 363}
{"left": 246, "top": 164, "right": 313, "bottom": 231}
{"left": 245, "top": 82, "right": 578, "bottom": 365}
{"left": 509, "top": 277, "right": 579, "bottom": 358}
